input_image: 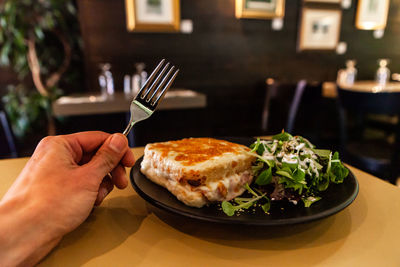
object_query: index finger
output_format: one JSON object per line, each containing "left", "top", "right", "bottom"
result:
{"left": 66, "top": 131, "right": 112, "bottom": 151}
{"left": 63, "top": 131, "right": 112, "bottom": 162}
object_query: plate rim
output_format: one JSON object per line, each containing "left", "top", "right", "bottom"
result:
{"left": 130, "top": 152, "right": 359, "bottom": 226}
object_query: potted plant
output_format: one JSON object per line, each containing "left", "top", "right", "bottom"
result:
{"left": 0, "top": 0, "right": 82, "bottom": 142}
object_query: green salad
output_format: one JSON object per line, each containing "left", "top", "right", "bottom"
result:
{"left": 222, "top": 132, "right": 349, "bottom": 216}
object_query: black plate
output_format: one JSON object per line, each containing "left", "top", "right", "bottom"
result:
{"left": 130, "top": 137, "right": 359, "bottom": 226}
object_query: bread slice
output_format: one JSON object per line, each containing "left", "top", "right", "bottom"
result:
{"left": 140, "top": 138, "right": 256, "bottom": 207}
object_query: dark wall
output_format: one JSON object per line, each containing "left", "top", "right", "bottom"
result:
{"left": 78, "top": 0, "right": 400, "bottom": 89}
{"left": 76, "top": 0, "right": 400, "bottom": 137}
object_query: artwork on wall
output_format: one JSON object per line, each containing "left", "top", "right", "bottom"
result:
{"left": 298, "top": 7, "right": 342, "bottom": 51}
{"left": 125, "top": 0, "right": 180, "bottom": 32}
{"left": 235, "top": 0, "right": 285, "bottom": 19}
{"left": 355, "top": 0, "right": 390, "bottom": 30}
{"left": 303, "top": 0, "right": 341, "bottom": 3}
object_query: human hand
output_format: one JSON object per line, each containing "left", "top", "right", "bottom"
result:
{"left": 0, "top": 131, "right": 135, "bottom": 266}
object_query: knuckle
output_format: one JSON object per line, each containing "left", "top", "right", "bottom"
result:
{"left": 37, "top": 136, "right": 56, "bottom": 150}
{"left": 39, "top": 136, "right": 54, "bottom": 146}
{"left": 39, "top": 135, "right": 66, "bottom": 147}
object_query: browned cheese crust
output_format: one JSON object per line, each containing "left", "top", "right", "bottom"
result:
{"left": 140, "top": 138, "right": 256, "bottom": 207}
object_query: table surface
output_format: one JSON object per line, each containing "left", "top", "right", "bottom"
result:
{"left": 338, "top": 81, "right": 400, "bottom": 93}
{"left": 52, "top": 89, "right": 207, "bottom": 116}
{"left": 1, "top": 147, "right": 400, "bottom": 267}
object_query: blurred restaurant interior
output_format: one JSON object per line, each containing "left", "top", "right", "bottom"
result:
{"left": 1, "top": 0, "right": 400, "bottom": 186}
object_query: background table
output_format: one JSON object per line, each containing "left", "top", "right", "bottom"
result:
{"left": 323, "top": 81, "right": 400, "bottom": 98}
{"left": 339, "top": 81, "right": 400, "bottom": 93}
{"left": 52, "top": 89, "right": 207, "bottom": 116}
{"left": 0, "top": 147, "right": 399, "bottom": 267}
{"left": 52, "top": 89, "right": 207, "bottom": 146}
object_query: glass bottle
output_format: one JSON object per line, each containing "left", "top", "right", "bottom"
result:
{"left": 344, "top": 60, "right": 357, "bottom": 85}
{"left": 124, "top": 74, "right": 131, "bottom": 95}
{"left": 98, "top": 63, "right": 114, "bottom": 98}
{"left": 132, "top": 63, "right": 147, "bottom": 95}
{"left": 376, "top": 59, "right": 390, "bottom": 85}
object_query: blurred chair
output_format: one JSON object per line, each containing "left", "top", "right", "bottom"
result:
{"left": 0, "top": 110, "right": 18, "bottom": 159}
{"left": 337, "top": 87, "right": 400, "bottom": 184}
{"left": 261, "top": 78, "right": 326, "bottom": 146}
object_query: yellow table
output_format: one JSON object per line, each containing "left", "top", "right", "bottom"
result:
{"left": 1, "top": 148, "right": 400, "bottom": 267}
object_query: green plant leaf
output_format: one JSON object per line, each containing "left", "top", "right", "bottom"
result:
{"left": 221, "top": 201, "right": 235, "bottom": 216}
{"left": 317, "top": 173, "right": 330, "bottom": 191}
{"left": 34, "top": 27, "right": 45, "bottom": 40}
{"left": 255, "top": 167, "right": 272, "bottom": 185}
{"left": 272, "top": 131, "right": 293, "bottom": 141}
{"left": 0, "top": 41, "right": 11, "bottom": 66}
{"left": 302, "top": 196, "right": 321, "bottom": 207}
{"left": 276, "top": 169, "right": 293, "bottom": 179}
{"left": 293, "top": 168, "right": 305, "bottom": 182}
{"left": 313, "top": 149, "right": 331, "bottom": 158}
{"left": 0, "top": 17, "right": 6, "bottom": 29}
{"left": 250, "top": 138, "right": 265, "bottom": 155}
{"left": 14, "top": 30, "right": 25, "bottom": 49}
{"left": 261, "top": 199, "right": 271, "bottom": 213}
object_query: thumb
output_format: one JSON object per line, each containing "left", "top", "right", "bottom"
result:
{"left": 85, "top": 133, "right": 129, "bottom": 179}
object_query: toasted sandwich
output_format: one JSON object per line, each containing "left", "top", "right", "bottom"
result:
{"left": 140, "top": 138, "right": 256, "bottom": 208}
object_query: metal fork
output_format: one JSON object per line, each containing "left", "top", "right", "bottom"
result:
{"left": 122, "top": 59, "right": 179, "bottom": 136}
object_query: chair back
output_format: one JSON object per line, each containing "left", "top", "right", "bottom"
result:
{"left": 0, "top": 111, "right": 18, "bottom": 158}
{"left": 262, "top": 79, "right": 323, "bottom": 142}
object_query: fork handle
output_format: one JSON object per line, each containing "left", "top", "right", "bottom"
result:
{"left": 123, "top": 121, "right": 134, "bottom": 136}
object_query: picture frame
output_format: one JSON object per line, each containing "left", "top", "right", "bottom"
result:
{"left": 235, "top": 0, "right": 285, "bottom": 19}
{"left": 355, "top": 0, "right": 390, "bottom": 30}
{"left": 303, "top": 0, "right": 341, "bottom": 3}
{"left": 298, "top": 7, "right": 342, "bottom": 51}
{"left": 125, "top": 0, "right": 180, "bottom": 32}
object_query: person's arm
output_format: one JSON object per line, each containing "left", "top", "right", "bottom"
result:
{"left": 0, "top": 195, "right": 62, "bottom": 266}
{"left": 0, "top": 132, "right": 135, "bottom": 266}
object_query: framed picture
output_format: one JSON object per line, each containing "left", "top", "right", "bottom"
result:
{"left": 235, "top": 0, "right": 285, "bottom": 19}
{"left": 303, "top": 0, "right": 341, "bottom": 3}
{"left": 355, "top": 0, "right": 390, "bottom": 30}
{"left": 125, "top": 0, "right": 180, "bottom": 32}
{"left": 298, "top": 7, "right": 342, "bottom": 51}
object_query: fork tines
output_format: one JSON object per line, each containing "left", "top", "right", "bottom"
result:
{"left": 135, "top": 59, "right": 179, "bottom": 108}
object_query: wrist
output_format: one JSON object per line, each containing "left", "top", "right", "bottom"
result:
{"left": 0, "top": 195, "right": 61, "bottom": 266}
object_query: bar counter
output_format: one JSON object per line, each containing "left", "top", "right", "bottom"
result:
{"left": 1, "top": 147, "right": 399, "bottom": 266}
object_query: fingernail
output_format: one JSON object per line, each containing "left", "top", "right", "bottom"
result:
{"left": 109, "top": 134, "right": 126, "bottom": 153}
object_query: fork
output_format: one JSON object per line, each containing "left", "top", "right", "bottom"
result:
{"left": 122, "top": 59, "right": 179, "bottom": 136}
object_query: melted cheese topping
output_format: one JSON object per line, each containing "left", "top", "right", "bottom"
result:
{"left": 149, "top": 138, "right": 249, "bottom": 166}
{"left": 141, "top": 138, "right": 256, "bottom": 208}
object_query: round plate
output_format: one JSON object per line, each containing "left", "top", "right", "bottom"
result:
{"left": 130, "top": 137, "right": 359, "bottom": 226}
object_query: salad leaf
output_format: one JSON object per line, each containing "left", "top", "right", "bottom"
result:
{"left": 276, "top": 169, "right": 293, "bottom": 179}
{"left": 250, "top": 138, "right": 265, "bottom": 155}
{"left": 329, "top": 152, "right": 349, "bottom": 184}
{"left": 282, "top": 161, "right": 298, "bottom": 171}
{"left": 313, "top": 149, "right": 331, "bottom": 158}
{"left": 302, "top": 196, "right": 321, "bottom": 207}
{"left": 225, "top": 133, "right": 349, "bottom": 216}
{"left": 317, "top": 173, "right": 330, "bottom": 191}
{"left": 272, "top": 131, "right": 293, "bottom": 141}
{"left": 221, "top": 199, "right": 255, "bottom": 216}
{"left": 221, "top": 184, "right": 270, "bottom": 216}
{"left": 293, "top": 168, "right": 306, "bottom": 182}
{"left": 252, "top": 161, "right": 264, "bottom": 175}
{"left": 255, "top": 167, "right": 272, "bottom": 185}
{"left": 261, "top": 198, "right": 271, "bottom": 213}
